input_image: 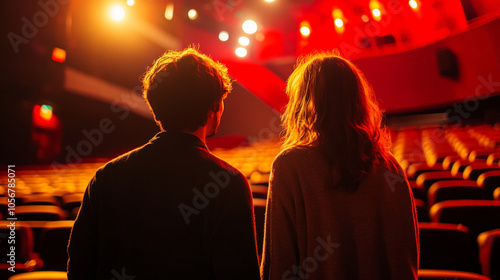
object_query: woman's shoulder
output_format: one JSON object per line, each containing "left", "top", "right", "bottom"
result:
{"left": 273, "top": 146, "right": 320, "bottom": 165}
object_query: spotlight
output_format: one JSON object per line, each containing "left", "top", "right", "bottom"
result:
{"left": 219, "top": 31, "right": 229, "bottom": 42}
{"left": 188, "top": 9, "right": 197, "bottom": 20}
{"left": 372, "top": 8, "right": 381, "bottom": 17}
{"left": 334, "top": 18, "right": 343, "bottom": 28}
{"left": 409, "top": 0, "right": 418, "bottom": 9}
{"left": 165, "top": 3, "right": 174, "bottom": 20}
{"left": 238, "top": 36, "right": 250, "bottom": 46}
{"left": 110, "top": 5, "right": 125, "bottom": 21}
{"left": 300, "top": 26, "right": 310, "bottom": 37}
{"left": 126, "top": 0, "right": 134, "bottom": 6}
{"left": 242, "top": 20, "right": 258, "bottom": 34}
{"left": 235, "top": 47, "right": 247, "bottom": 57}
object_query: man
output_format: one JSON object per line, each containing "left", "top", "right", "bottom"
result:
{"left": 67, "top": 48, "right": 260, "bottom": 279}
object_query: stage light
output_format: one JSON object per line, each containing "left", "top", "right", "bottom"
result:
{"left": 39, "top": 105, "right": 53, "bottom": 121}
{"left": 242, "top": 20, "right": 258, "bottom": 34}
{"left": 361, "top": 14, "right": 369, "bottom": 22}
{"left": 409, "top": 0, "right": 418, "bottom": 9}
{"left": 164, "top": 3, "right": 174, "bottom": 20}
{"left": 51, "top": 47, "right": 66, "bottom": 63}
{"left": 219, "top": 31, "right": 229, "bottom": 41}
{"left": 110, "top": 5, "right": 125, "bottom": 21}
{"left": 300, "top": 26, "right": 310, "bottom": 37}
{"left": 238, "top": 36, "right": 250, "bottom": 46}
{"left": 235, "top": 47, "right": 247, "bottom": 57}
{"left": 188, "top": 9, "right": 197, "bottom": 20}
{"left": 126, "top": 0, "right": 134, "bottom": 6}
{"left": 372, "top": 8, "right": 381, "bottom": 17}
{"left": 334, "top": 18, "right": 344, "bottom": 28}
{"left": 264, "top": 0, "right": 275, "bottom": 2}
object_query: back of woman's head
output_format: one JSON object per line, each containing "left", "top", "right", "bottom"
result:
{"left": 282, "top": 52, "right": 392, "bottom": 190}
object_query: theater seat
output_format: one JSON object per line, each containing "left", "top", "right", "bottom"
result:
{"left": 478, "top": 229, "right": 500, "bottom": 280}
{"left": 486, "top": 153, "right": 500, "bottom": 166}
{"left": 477, "top": 171, "right": 500, "bottom": 199}
{"left": 21, "top": 195, "right": 59, "bottom": 206}
{"left": 469, "top": 149, "right": 496, "bottom": 162}
{"left": 16, "top": 206, "right": 66, "bottom": 221}
{"left": 463, "top": 163, "right": 500, "bottom": 180}
{"left": 442, "top": 155, "right": 462, "bottom": 170}
{"left": 418, "top": 269, "right": 491, "bottom": 280}
{"left": 419, "top": 223, "right": 481, "bottom": 273}
{"left": 62, "top": 193, "right": 83, "bottom": 219}
{"left": 38, "top": 221, "right": 74, "bottom": 271}
{"left": 416, "top": 171, "right": 463, "bottom": 191}
{"left": 253, "top": 198, "right": 266, "bottom": 256}
{"left": 430, "top": 200, "right": 500, "bottom": 237}
{"left": 0, "top": 221, "right": 40, "bottom": 277}
{"left": 451, "top": 160, "right": 473, "bottom": 175}
{"left": 428, "top": 180, "right": 483, "bottom": 207}
{"left": 407, "top": 163, "right": 444, "bottom": 180}
{"left": 250, "top": 185, "right": 268, "bottom": 199}
{"left": 8, "top": 271, "right": 67, "bottom": 280}
{"left": 494, "top": 188, "right": 500, "bottom": 200}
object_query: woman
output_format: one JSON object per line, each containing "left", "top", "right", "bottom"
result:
{"left": 260, "top": 53, "right": 419, "bottom": 279}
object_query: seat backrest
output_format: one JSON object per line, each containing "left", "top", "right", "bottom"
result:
{"left": 463, "top": 163, "right": 500, "bottom": 180}
{"left": 16, "top": 205, "right": 66, "bottom": 221}
{"left": 430, "top": 200, "right": 500, "bottom": 237}
{"left": 38, "top": 220, "right": 75, "bottom": 271}
{"left": 477, "top": 228, "right": 500, "bottom": 279}
{"left": 427, "top": 180, "right": 483, "bottom": 207}
{"left": 419, "top": 223, "right": 481, "bottom": 273}
{"left": 8, "top": 271, "right": 68, "bottom": 280}
{"left": 418, "top": 269, "right": 491, "bottom": 280}
{"left": 416, "top": 171, "right": 462, "bottom": 191}
{"left": 477, "top": 170, "right": 500, "bottom": 198}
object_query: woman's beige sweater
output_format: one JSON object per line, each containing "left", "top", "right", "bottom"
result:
{"left": 260, "top": 147, "right": 419, "bottom": 280}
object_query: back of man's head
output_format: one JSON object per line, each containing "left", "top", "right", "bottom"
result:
{"left": 142, "top": 48, "right": 232, "bottom": 132}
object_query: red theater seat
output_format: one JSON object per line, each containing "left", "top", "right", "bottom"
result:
{"left": 486, "top": 153, "right": 500, "bottom": 166}
{"left": 16, "top": 206, "right": 66, "bottom": 221}
{"left": 428, "top": 180, "right": 483, "bottom": 207}
{"left": 494, "top": 188, "right": 500, "bottom": 201}
{"left": 418, "top": 269, "right": 491, "bottom": 279}
{"left": 407, "top": 163, "right": 444, "bottom": 180}
{"left": 477, "top": 171, "right": 500, "bottom": 199}
{"left": 0, "top": 221, "right": 40, "bottom": 276}
{"left": 8, "top": 271, "right": 67, "bottom": 280}
{"left": 430, "top": 200, "right": 500, "bottom": 237}
{"left": 38, "top": 221, "right": 74, "bottom": 271}
{"left": 463, "top": 163, "right": 500, "bottom": 180}
{"left": 442, "top": 155, "right": 462, "bottom": 170}
{"left": 250, "top": 185, "right": 268, "bottom": 199}
{"left": 418, "top": 223, "right": 481, "bottom": 273}
{"left": 416, "top": 171, "right": 463, "bottom": 191}
{"left": 21, "top": 195, "right": 59, "bottom": 206}
{"left": 478, "top": 229, "right": 500, "bottom": 280}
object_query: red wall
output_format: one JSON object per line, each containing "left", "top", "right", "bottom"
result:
{"left": 354, "top": 17, "right": 500, "bottom": 113}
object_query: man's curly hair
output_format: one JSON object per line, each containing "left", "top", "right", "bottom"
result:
{"left": 142, "top": 48, "right": 232, "bottom": 132}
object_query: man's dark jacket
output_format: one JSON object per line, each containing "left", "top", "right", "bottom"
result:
{"left": 67, "top": 131, "right": 260, "bottom": 279}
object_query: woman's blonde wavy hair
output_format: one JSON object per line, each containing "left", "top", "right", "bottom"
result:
{"left": 281, "top": 51, "right": 392, "bottom": 190}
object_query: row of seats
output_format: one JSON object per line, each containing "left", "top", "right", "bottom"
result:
{"left": 1, "top": 124, "right": 499, "bottom": 279}
{"left": 3, "top": 218, "right": 499, "bottom": 280}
